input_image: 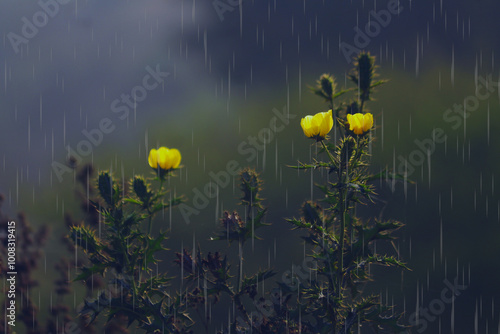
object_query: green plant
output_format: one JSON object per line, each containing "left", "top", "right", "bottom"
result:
{"left": 68, "top": 52, "right": 409, "bottom": 334}
{"left": 71, "top": 169, "right": 189, "bottom": 333}
{"left": 283, "top": 52, "right": 409, "bottom": 333}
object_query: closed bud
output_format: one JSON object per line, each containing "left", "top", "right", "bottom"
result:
{"left": 349, "top": 52, "right": 377, "bottom": 101}
{"left": 98, "top": 172, "right": 114, "bottom": 207}
{"left": 346, "top": 101, "right": 360, "bottom": 115}
{"left": 340, "top": 137, "right": 356, "bottom": 165}
{"left": 318, "top": 74, "right": 336, "bottom": 99}
{"left": 302, "top": 201, "right": 322, "bottom": 225}
{"left": 240, "top": 168, "right": 263, "bottom": 208}
{"left": 132, "top": 176, "right": 152, "bottom": 206}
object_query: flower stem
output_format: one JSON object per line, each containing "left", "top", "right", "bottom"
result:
{"left": 320, "top": 141, "right": 336, "bottom": 166}
{"left": 237, "top": 238, "right": 243, "bottom": 293}
{"left": 148, "top": 178, "right": 164, "bottom": 236}
{"left": 338, "top": 188, "right": 346, "bottom": 295}
{"left": 320, "top": 140, "right": 346, "bottom": 298}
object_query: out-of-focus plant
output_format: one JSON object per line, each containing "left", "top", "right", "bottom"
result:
{"left": 0, "top": 195, "right": 50, "bottom": 334}
{"left": 283, "top": 52, "right": 410, "bottom": 333}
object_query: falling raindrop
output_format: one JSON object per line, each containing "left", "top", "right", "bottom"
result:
{"left": 440, "top": 219, "right": 443, "bottom": 262}
{"left": 474, "top": 190, "right": 477, "bottom": 211}
{"left": 451, "top": 46, "right": 455, "bottom": 86}
{"left": 298, "top": 62, "right": 302, "bottom": 102}
{"left": 416, "top": 35, "right": 420, "bottom": 77}
{"left": 427, "top": 148, "right": 431, "bottom": 188}
{"left": 27, "top": 116, "right": 31, "bottom": 151}
{"left": 487, "top": 104, "right": 490, "bottom": 145}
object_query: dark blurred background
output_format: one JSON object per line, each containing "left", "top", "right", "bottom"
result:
{"left": 1, "top": 0, "right": 500, "bottom": 332}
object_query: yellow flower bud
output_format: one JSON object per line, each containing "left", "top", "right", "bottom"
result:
{"left": 148, "top": 147, "right": 181, "bottom": 171}
{"left": 346, "top": 113, "right": 373, "bottom": 135}
{"left": 300, "top": 110, "right": 334, "bottom": 140}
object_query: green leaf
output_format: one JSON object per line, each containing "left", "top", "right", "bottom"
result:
{"left": 144, "top": 232, "right": 169, "bottom": 267}
{"left": 288, "top": 161, "right": 333, "bottom": 171}
{"left": 365, "top": 255, "right": 410, "bottom": 270}
{"left": 241, "top": 269, "right": 277, "bottom": 291}
{"left": 123, "top": 198, "right": 143, "bottom": 205}
{"left": 70, "top": 225, "right": 103, "bottom": 254}
{"left": 365, "top": 169, "right": 415, "bottom": 184}
{"left": 73, "top": 263, "right": 108, "bottom": 281}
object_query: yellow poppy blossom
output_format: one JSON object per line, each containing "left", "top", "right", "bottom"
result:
{"left": 346, "top": 113, "right": 373, "bottom": 135}
{"left": 300, "top": 110, "right": 334, "bottom": 140}
{"left": 148, "top": 147, "right": 181, "bottom": 171}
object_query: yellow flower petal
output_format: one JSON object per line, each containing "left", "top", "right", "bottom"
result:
{"left": 301, "top": 110, "right": 333, "bottom": 139}
{"left": 301, "top": 115, "right": 317, "bottom": 138}
{"left": 156, "top": 147, "right": 169, "bottom": 170}
{"left": 169, "top": 149, "right": 182, "bottom": 169}
{"left": 149, "top": 146, "right": 182, "bottom": 171}
{"left": 347, "top": 113, "right": 373, "bottom": 135}
{"left": 319, "top": 110, "right": 333, "bottom": 137}
{"left": 165, "top": 148, "right": 177, "bottom": 170}
{"left": 362, "top": 113, "right": 374, "bottom": 132}
{"left": 148, "top": 148, "right": 158, "bottom": 168}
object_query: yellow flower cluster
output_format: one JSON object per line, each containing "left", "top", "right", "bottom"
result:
{"left": 301, "top": 110, "right": 373, "bottom": 139}
{"left": 148, "top": 147, "right": 181, "bottom": 171}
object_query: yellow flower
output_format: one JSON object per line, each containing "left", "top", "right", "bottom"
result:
{"left": 148, "top": 147, "right": 181, "bottom": 171}
{"left": 346, "top": 113, "right": 373, "bottom": 135}
{"left": 300, "top": 110, "right": 334, "bottom": 140}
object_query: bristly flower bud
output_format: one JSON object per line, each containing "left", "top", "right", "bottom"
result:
{"left": 239, "top": 168, "right": 263, "bottom": 209}
{"left": 202, "top": 252, "right": 224, "bottom": 273}
{"left": 98, "top": 172, "right": 115, "bottom": 207}
{"left": 132, "top": 176, "right": 152, "bottom": 207}
{"left": 346, "top": 101, "right": 360, "bottom": 115}
{"left": 302, "top": 201, "right": 322, "bottom": 225}
{"left": 174, "top": 249, "right": 198, "bottom": 275}
{"left": 222, "top": 211, "right": 246, "bottom": 231}
{"left": 311, "top": 73, "right": 337, "bottom": 102}
{"left": 319, "top": 74, "right": 336, "bottom": 98}
{"left": 340, "top": 137, "right": 356, "bottom": 167}
{"left": 349, "top": 52, "right": 377, "bottom": 102}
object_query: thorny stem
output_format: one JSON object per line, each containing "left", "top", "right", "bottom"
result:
{"left": 119, "top": 227, "right": 139, "bottom": 315}
{"left": 321, "top": 140, "right": 347, "bottom": 321}
{"left": 338, "top": 169, "right": 347, "bottom": 302}
{"left": 143, "top": 176, "right": 165, "bottom": 273}
{"left": 237, "top": 238, "right": 243, "bottom": 294}
{"left": 320, "top": 141, "right": 336, "bottom": 166}
{"left": 330, "top": 99, "right": 345, "bottom": 140}
{"left": 147, "top": 213, "right": 153, "bottom": 237}
{"left": 148, "top": 177, "right": 164, "bottom": 236}
{"left": 360, "top": 98, "right": 365, "bottom": 114}
{"left": 195, "top": 307, "right": 209, "bottom": 333}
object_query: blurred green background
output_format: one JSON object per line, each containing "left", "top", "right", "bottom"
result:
{"left": 1, "top": 0, "right": 500, "bottom": 332}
